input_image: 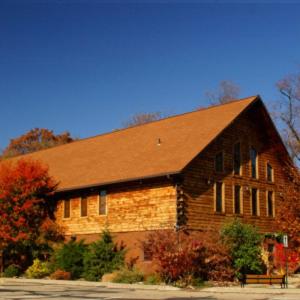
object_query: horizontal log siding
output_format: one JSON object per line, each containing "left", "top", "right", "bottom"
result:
{"left": 183, "top": 104, "right": 292, "bottom": 233}
{"left": 55, "top": 184, "right": 176, "bottom": 235}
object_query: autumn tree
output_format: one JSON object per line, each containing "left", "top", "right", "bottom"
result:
{"left": 206, "top": 80, "right": 240, "bottom": 104}
{"left": 276, "top": 161, "right": 300, "bottom": 254}
{"left": 275, "top": 73, "right": 300, "bottom": 163}
{"left": 1, "top": 128, "right": 74, "bottom": 159}
{"left": 123, "top": 112, "right": 163, "bottom": 128}
{"left": 0, "top": 159, "right": 58, "bottom": 270}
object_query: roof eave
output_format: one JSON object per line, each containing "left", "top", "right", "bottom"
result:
{"left": 55, "top": 170, "right": 181, "bottom": 194}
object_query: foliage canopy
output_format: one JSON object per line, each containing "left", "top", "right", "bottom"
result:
{"left": 0, "top": 159, "right": 57, "bottom": 245}
{"left": 221, "top": 219, "right": 264, "bottom": 277}
{"left": 1, "top": 128, "right": 74, "bottom": 158}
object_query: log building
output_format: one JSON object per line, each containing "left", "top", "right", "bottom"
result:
{"left": 11, "top": 96, "right": 298, "bottom": 270}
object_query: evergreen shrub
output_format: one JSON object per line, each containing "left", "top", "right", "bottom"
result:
{"left": 83, "top": 231, "right": 125, "bottom": 281}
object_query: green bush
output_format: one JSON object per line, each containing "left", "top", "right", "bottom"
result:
{"left": 53, "top": 238, "right": 87, "bottom": 279}
{"left": 83, "top": 230, "right": 125, "bottom": 281}
{"left": 144, "top": 274, "right": 161, "bottom": 285}
{"left": 112, "top": 268, "right": 144, "bottom": 284}
{"left": 3, "top": 264, "right": 21, "bottom": 278}
{"left": 221, "top": 219, "right": 264, "bottom": 277}
{"left": 25, "top": 259, "right": 51, "bottom": 279}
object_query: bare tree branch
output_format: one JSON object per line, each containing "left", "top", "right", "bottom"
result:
{"left": 206, "top": 80, "right": 240, "bottom": 105}
{"left": 275, "top": 73, "right": 300, "bottom": 164}
{"left": 122, "top": 112, "right": 164, "bottom": 128}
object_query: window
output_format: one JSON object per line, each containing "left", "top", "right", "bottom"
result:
{"left": 267, "top": 191, "right": 274, "bottom": 217}
{"left": 215, "top": 182, "right": 224, "bottom": 213}
{"left": 81, "top": 196, "right": 88, "bottom": 217}
{"left": 267, "top": 163, "right": 273, "bottom": 182}
{"left": 63, "top": 199, "right": 70, "bottom": 218}
{"left": 251, "top": 188, "right": 258, "bottom": 216}
{"left": 250, "top": 147, "right": 258, "bottom": 179}
{"left": 143, "top": 244, "right": 153, "bottom": 261}
{"left": 233, "top": 143, "right": 241, "bottom": 175}
{"left": 234, "top": 185, "right": 242, "bottom": 214}
{"left": 215, "top": 152, "right": 224, "bottom": 172}
{"left": 99, "top": 190, "right": 107, "bottom": 215}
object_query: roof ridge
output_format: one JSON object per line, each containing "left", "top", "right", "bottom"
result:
{"left": 6, "top": 95, "right": 258, "bottom": 160}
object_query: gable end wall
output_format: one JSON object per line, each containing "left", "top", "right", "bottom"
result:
{"left": 182, "top": 102, "right": 292, "bottom": 233}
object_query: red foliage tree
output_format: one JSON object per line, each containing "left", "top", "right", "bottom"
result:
{"left": 0, "top": 159, "right": 57, "bottom": 245}
{"left": 143, "top": 230, "right": 234, "bottom": 285}
{"left": 276, "top": 162, "right": 300, "bottom": 255}
{"left": 274, "top": 243, "right": 300, "bottom": 274}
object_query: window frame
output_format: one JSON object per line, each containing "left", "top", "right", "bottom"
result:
{"left": 80, "top": 196, "right": 88, "bottom": 217}
{"left": 266, "top": 162, "right": 274, "bottom": 182}
{"left": 251, "top": 188, "right": 260, "bottom": 216}
{"left": 214, "top": 182, "right": 225, "bottom": 213}
{"left": 143, "top": 243, "right": 153, "bottom": 262}
{"left": 250, "top": 147, "right": 258, "bottom": 179}
{"left": 98, "top": 190, "right": 107, "bottom": 216}
{"left": 215, "top": 151, "right": 224, "bottom": 173}
{"left": 266, "top": 190, "right": 275, "bottom": 217}
{"left": 63, "top": 199, "right": 71, "bottom": 219}
{"left": 233, "top": 142, "right": 242, "bottom": 176}
{"left": 233, "top": 185, "right": 243, "bottom": 215}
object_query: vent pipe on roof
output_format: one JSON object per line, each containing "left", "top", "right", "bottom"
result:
{"left": 157, "top": 138, "right": 161, "bottom": 146}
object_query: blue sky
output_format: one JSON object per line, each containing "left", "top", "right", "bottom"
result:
{"left": 0, "top": 0, "right": 299, "bottom": 150}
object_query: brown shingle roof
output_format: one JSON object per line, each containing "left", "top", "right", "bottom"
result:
{"left": 12, "top": 96, "right": 259, "bottom": 191}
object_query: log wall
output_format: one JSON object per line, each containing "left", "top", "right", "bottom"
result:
{"left": 55, "top": 183, "right": 176, "bottom": 235}
{"left": 182, "top": 102, "right": 292, "bottom": 233}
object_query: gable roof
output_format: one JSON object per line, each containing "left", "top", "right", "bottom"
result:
{"left": 11, "top": 96, "right": 259, "bottom": 191}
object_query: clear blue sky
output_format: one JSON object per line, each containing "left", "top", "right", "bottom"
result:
{"left": 0, "top": 0, "right": 299, "bottom": 150}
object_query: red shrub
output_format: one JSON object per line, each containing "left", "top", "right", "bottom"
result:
{"left": 143, "top": 230, "right": 234, "bottom": 285}
{"left": 274, "top": 243, "right": 300, "bottom": 274}
{"left": 50, "top": 269, "right": 71, "bottom": 280}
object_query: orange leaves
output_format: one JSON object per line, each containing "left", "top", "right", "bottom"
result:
{"left": 276, "top": 164, "right": 300, "bottom": 255}
{"left": 1, "top": 128, "right": 73, "bottom": 158}
{"left": 0, "top": 159, "right": 57, "bottom": 244}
